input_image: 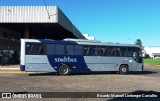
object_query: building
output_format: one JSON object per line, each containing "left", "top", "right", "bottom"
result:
{"left": 144, "top": 46, "right": 160, "bottom": 58}
{"left": 0, "top": 6, "right": 85, "bottom": 65}
{"left": 83, "top": 34, "right": 95, "bottom": 40}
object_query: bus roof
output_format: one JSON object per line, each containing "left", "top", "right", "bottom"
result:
{"left": 21, "top": 39, "right": 141, "bottom": 48}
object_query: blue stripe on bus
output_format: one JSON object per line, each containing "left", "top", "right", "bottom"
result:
{"left": 47, "top": 55, "right": 91, "bottom": 72}
{"left": 39, "top": 39, "right": 78, "bottom": 45}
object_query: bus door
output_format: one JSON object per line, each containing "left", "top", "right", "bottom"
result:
{"left": 132, "top": 47, "right": 143, "bottom": 71}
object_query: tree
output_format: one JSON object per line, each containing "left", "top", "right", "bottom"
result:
{"left": 135, "top": 39, "right": 142, "bottom": 47}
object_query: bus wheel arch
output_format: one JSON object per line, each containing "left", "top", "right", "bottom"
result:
{"left": 58, "top": 64, "right": 71, "bottom": 76}
{"left": 119, "top": 64, "right": 129, "bottom": 74}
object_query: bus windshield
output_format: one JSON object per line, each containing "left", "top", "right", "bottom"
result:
{"left": 132, "top": 47, "right": 143, "bottom": 63}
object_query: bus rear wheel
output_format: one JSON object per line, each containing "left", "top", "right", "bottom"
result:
{"left": 119, "top": 65, "right": 128, "bottom": 74}
{"left": 59, "top": 64, "right": 71, "bottom": 76}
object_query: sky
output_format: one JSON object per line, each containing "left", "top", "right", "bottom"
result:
{"left": 0, "top": 0, "right": 160, "bottom": 46}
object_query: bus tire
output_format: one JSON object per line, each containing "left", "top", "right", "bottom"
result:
{"left": 59, "top": 64, "right": 71, "bottom": 76}
{"left": 119, "top": 65, "right": 128, "bottom": 74}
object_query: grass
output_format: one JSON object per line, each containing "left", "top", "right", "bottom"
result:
{"left": 144, "top": 58, "right": 160, "bottom": 65}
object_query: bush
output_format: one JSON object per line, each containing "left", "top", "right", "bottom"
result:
{"left": 144, "top": 54, "right": 150, "bottom": 58}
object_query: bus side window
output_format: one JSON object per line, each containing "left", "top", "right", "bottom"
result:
{"left": 116, "top": 47, "right": 121, "bottom": 56}
{"left": 84, "top": 46, "right": 97, "bottom": 56}
{"left": 101, "top": 47, "right": 107, "bottom": 56}
{"left": 127, "top": 47, "right": 132, "bottom": 57}
{"left": 26, "top": 43, "right": 45, "bottom": 55}
{"left": 88, "top": 46, "right": 93, "bottom": 56}
{"left": 26, "top": 43, "right": 31, "bottom": 54}
{"left": 94, "top": 47, "right": 99, "bottom": 56}
{"left": 38, "top": 44, "right": 45, "bottom": 55}
{"left": 55, "top": 45, "right": 64, "bottom": 55}
{"left": 110, "top": 47, "right": 116, "bottom": 56}
{"left": 75, "top": 45, "right": 83, "bottom": 55}
{"left": 29, "top": 43, "right": 34, "bottom": 54}
{"left": 89, "top": 46, "right": 97, "bottom": 56}
{"left": 84, "top": 46, "right": 90, "bottom": 56}
{"left": 47, "top": 44, "right": 55, "bottom": 55}
{"left": 26, "top": 43, "right": 35, "bottom": 54}
{"left": 67, "top": 45, "right": 75, "bottom": 55}
{"left": 120, "top": 47, "right": 127, "bottom": 57}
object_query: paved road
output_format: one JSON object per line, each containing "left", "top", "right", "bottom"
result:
{"left": 0, "top": 64, "right": 160, "bottom": 101}
{"left": 141, "top": 64, "right": 160, "bottom": 77}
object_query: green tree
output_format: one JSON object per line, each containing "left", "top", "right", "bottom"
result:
{"left": 135, "top": 39, "right": 142, "bottom": 47}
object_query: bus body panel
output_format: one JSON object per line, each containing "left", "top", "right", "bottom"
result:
{"left": 131, "top": 63, "right": 143, "bottom": 71}
{"left": 25, "top": 55, "right": 119, "bottom": 72}
{"left": 46, "top": 55, "right": 91, "bottom": 72}
{"left": 84, "top": 56, "right": 119, "bottom": 71}
{"left": 25, "top": 55, "right": 56, "bottom": 72}
{"left": 24, "top": 55, "right": 143, "bottom": 72}
{"left": 83, "top": 56, "right": 143, "bottom": 72}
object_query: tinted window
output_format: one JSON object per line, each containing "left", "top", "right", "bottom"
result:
{"left": 84, "top": 46, "right": 90, "bottom": 55}
{"left": 67, "top": 45, "right": 74, "bottom": 55}
{"left": 100, "top": 46, "right": 108, "bottom": 56}
{"left": 116, "top": 47, "right": 121, "bottom": 56}
{"left": 107, "top": 47, "right": 116, "bottom": 56}
{"left": 118, "top": 47, "right": 133, "bottom": 57}
{"left": 84, "top": 46, "right": 99, "bottom": 56}
{"left": 120, "top": 47, "right": 127, "bottom": 56}
{"left": 75, "top": 45, "right": 83, "bottom": 55}
{"left": 127, "top": 47, "right": 132, "bottom": 57}
{"left": 93, "top": 46, "right": 99, "bottom": 56}
{"left": 26, "top": 43, "right": 45, "bottom": 55}
{"left": 100, "top": 46, "right": 116, "bottom": 56}
{"left": 47, "top": 44, "right": 55, "bottom": 55}
{"left": 55, "top": 45, "right": 64, "bottom": 55}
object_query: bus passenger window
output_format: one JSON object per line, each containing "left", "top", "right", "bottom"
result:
{"left": 94, "top": 47, "right": 99, "bottom": 56}
{"left": 89, "top": 46, "right": 98, "bottom": 56}
{"left": 127, "top": 47, "right": 132, "bottom": 57}
{"left": 75, "top": 46, "right": 83, "bottom": 55}
{"left": 84, "top": 46, "right": 90, "bottom": 55}
{"left": 84, "top": 46, "right": 99, "bottom": 56}
{"left": 101, "top": 47, "right": 107, "bottom": 56}
{"left": 26, "top": 43, "right": 45, "bottom": 55}
{"left": 38, "top": 44, "right": 45, "bottom": 55}
{"left": 55, "top": 45, "right": 64, "bottom": 55}
{"left": 47, "top": 44, "right": 55, "bottom": 55}
{"left": 89, "top": 46, "right": 94, "bottom": 56}
{"left": 120, "top": 47, "right": 127, "bottom": 56}
{"left": 116, "top": 47, "right": 121, "bottom": 56}
{"left": 110, "top": 47, "right": 116, "bottom": 56}
{"left": 67, "top": 45, "right": 74, "bottom": 55}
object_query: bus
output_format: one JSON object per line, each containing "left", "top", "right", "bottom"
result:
{"left": 20, "top": 39, "right": 143, "bottom": 75}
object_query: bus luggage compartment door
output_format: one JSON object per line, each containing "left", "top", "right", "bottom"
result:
{"left": 25, "top": 55, "right": 48, "bottom": 72}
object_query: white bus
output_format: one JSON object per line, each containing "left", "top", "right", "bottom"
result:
{"left": 20, "top": 39, "right": 143, "bottom": 75}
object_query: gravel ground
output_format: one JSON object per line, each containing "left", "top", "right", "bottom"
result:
{"left": 0, "top": 64, "right": 160, "bottom": 101}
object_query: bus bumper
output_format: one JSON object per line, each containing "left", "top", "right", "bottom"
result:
{"left": 142, "top": 64, "right": 144, "bottom": 71}
{"left": 20, "top": 65, "right": 25, "bottom": 71}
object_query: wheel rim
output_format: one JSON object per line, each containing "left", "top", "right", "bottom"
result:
{"left": 122, "top": 67, "right": 127, "bottom": 73}
{"left": 61, "top": 67, "right": 68, "bottom": 74}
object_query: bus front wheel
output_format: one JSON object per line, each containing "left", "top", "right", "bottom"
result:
{"left": 59, "top": 64, "right": 71, "bottom": 76}
{"left": 119, "top": 65, "right": 128, "bottom": 74}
